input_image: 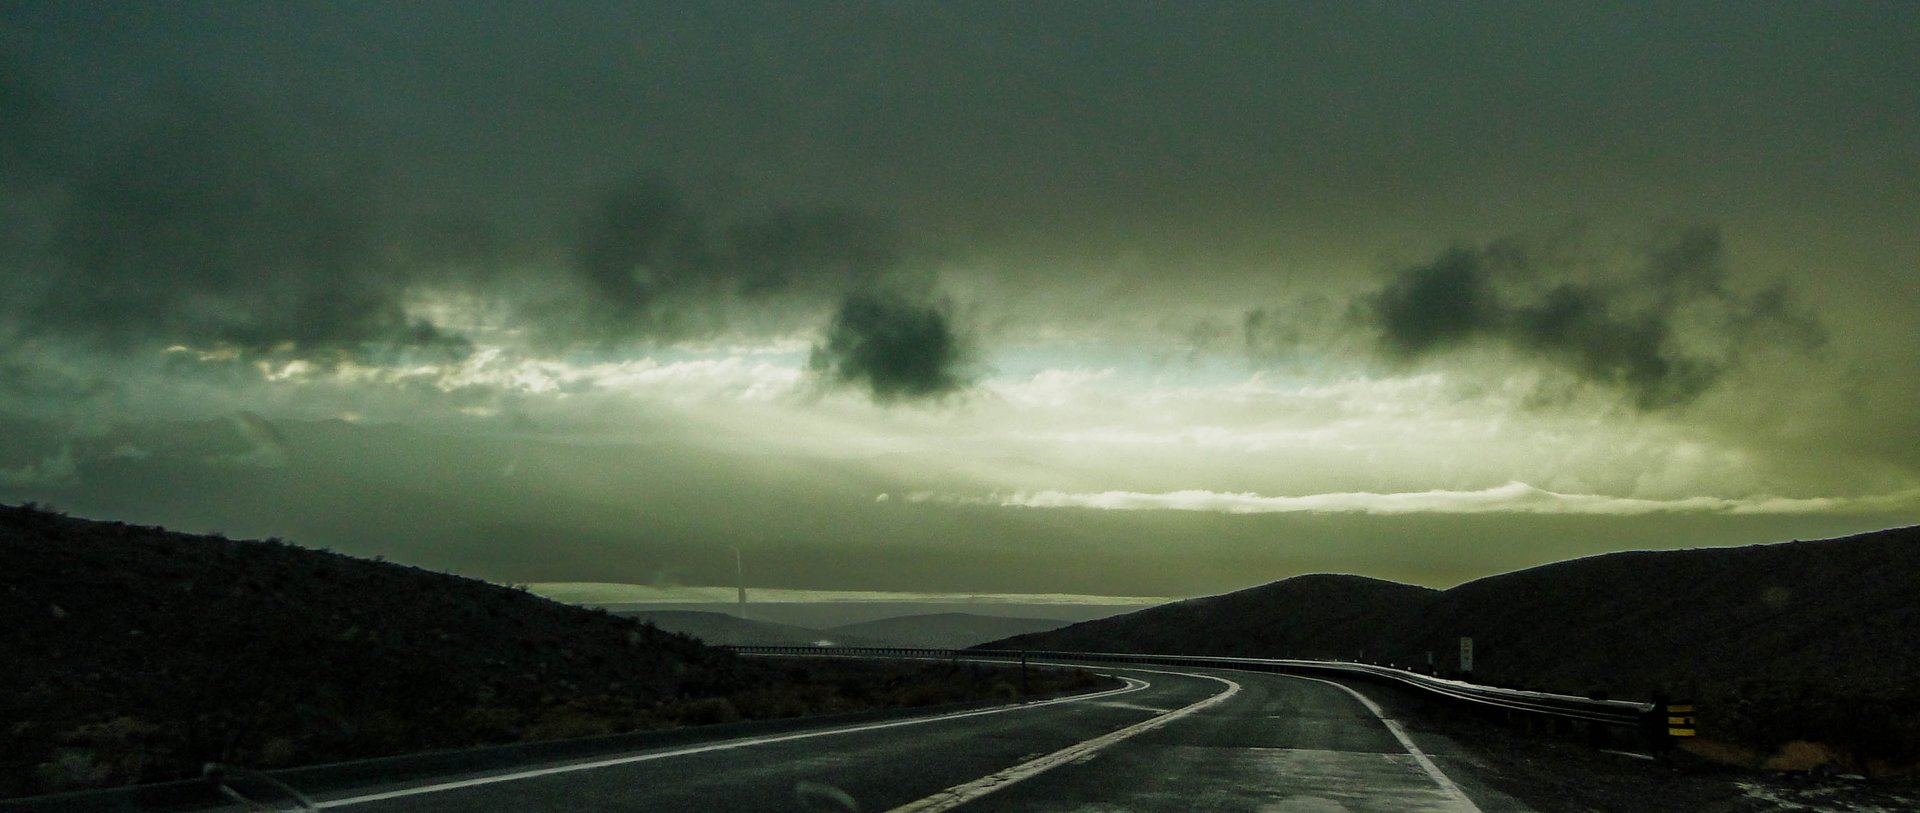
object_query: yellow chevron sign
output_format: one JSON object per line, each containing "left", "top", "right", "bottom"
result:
{"left": 1666, "top": 703, "right": 1696, "bottom": 737}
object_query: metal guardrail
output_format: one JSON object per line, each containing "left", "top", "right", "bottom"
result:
{"left": 722, "top": 645, "right": 1655, "bottom": 729}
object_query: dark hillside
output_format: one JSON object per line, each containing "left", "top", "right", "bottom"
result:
{"left": 0, "top": 503, "right": 744, "bottom": 797}
{"left": 1398, "top": 528, "right": 1920, "bottom": 698}
{"left": 988, "top": 526, "right": 1920, "bottom": 769}
{"left": 0, "top": 504, "right": 1108, "bottom": 799}
{"left": 992, "top": 573, "right": 1439, "bottom": 660}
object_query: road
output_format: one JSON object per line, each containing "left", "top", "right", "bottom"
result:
{"left": 205, "top": 663, "right": 1542, "bottom": 812}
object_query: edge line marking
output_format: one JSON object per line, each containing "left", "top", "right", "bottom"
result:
{"left": 1284, "top": 673, "right": 1487, "bottom": 813}
{"left": 313, "top": 674, "right": 1147, "bottom": 809}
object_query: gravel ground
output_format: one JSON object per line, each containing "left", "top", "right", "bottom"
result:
{"left": 1347, "top": 679, "right": 1920, "bottom": 813}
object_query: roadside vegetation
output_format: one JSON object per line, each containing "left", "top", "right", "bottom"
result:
{"left": 0, "top": 503, "right": 1109, "bottom": 799}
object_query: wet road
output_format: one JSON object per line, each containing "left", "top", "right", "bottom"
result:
{"left": 173, "top": 663, "right": 1540, "bottom": 812}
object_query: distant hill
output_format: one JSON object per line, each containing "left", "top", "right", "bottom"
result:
{"left": 614, "top": 610, "right": 891, "bottom": 648}
{"left": 990, "top": 574, "right": 1438, "bottom": 663}
{"left": 989, "top": 526, "right": 1920, "bottom": 764}
{"left": 614, "top": 610, "right": 1070, "bottom": 649}
{"left": 828, "top": 613, "right": 1070, "bottom": 649}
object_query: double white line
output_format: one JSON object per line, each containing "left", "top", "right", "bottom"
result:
{"left": 884, "top": 667, "right": 1242, "bottom": 813}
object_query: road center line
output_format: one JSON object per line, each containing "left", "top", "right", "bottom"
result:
{"left": 312, "top": 675, "right": 1148, "bottom": 809}
{"left": 882, "top": 668, "right": 1242, "bottom": 813}
{"left": 1284, "top": 673, "right": 1487, "bottom": 813}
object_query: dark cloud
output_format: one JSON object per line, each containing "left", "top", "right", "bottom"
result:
{"left": 0, "top": 63, "right": 966, "bottom": 406}
{"left": 557, "top": 178, "right": 974, "bottom": 402}
{"left": 0, "top": 1, "right": 1895, "bottom": 421}
{"left": 810, "top": 292, "right": 970, "bottom": 403}
{"left": 724, "top": 209, "right": 898, "bottom": 299}
{"left": 561, "top": 179, "right": 905, "bottom": 344}
{"left": 17, "top": 97, "right": 467, "bottom": 363}
{"left": 567, "top": 180, "right": 713, "bottom": 338}
{"left": 1355, "top": 227, "right": 1823, "bottom": 410}
{"left": 1368, "top": 246, "right": 1515, "bottom": 357}
{"left": 0, "top": 53, "right": 60, "bottom": 186}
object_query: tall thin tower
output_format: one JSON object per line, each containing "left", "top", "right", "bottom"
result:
{"left": 731, "top": 546, "right": 747, "bottom": 620}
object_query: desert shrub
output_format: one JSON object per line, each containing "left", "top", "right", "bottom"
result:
{"left": 524, "top": 709, "right": 618, "bottom": 741}
{"left": 675, "top": 697, "right": 741, "bottom": 726}
{"left": 1706, "top": 679, "right": 1920, "bottom": 770}
{"left": 729, "top": 686, "right": 819, "bottom": 720}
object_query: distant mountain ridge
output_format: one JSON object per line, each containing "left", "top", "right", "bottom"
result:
{"left": 614, "top": 609, "right": 1068, "bottom": 649}
{"left": 611, "top": 610, "right": 894, "bottom": 647}
{"left": 828, "top": 613, "right": 1068, "bottom": 649}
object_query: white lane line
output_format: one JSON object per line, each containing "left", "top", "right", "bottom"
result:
{"left": 312, "top": 676, "right": 1148, "bottom": 809}
{"left": 1599, "top": 749, "right": 1655, "bottom": 761}
{"left": 1284, "top": 674, "right": 1487, "bottom": 813}
{"left": 883, "top": 668, "right": 1242, "bottom": 813}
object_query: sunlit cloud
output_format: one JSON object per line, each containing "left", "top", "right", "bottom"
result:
{"left": 173, "top": 343, "right": 808, "bottom": 406}
{"left": 928, "top": 482, "right": 1920, "bottom": 516}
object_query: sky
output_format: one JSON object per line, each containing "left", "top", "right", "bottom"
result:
{"left": 2, "top": 1, "right": 1917, "bottom": 601}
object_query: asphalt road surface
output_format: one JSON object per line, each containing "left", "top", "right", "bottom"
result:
{"left": 211, "top": 663, "right": 1544, "bottom": 812}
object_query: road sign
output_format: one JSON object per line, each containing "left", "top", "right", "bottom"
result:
{"left": 1459, "top": 637, "right": 1474, "bottom": 672}
{"left": 1666, "top": 703, "right": 1696, "bottom": 737}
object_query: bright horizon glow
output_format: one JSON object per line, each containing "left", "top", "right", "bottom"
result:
{"left": 934, "top": 483, "right": 1920, "bottom": 516}
{"left": 525, "top": 582, "right": 1172, "bottom": 607}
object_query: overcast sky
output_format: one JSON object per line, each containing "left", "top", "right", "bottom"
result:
{"left": 2, "top": 1, "right": 1916, "bottom": 599}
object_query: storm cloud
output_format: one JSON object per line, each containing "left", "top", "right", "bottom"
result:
{"left": 559, "top": 179, "right": 974, "bottom": 401}
{"left": 0, "top": 1, "right": 1915, "bottom": 598}
{"left": 810, "top": 291, "right": 971, "bottom": 403}
{"left": 562, "top": 179, "right": 908, "bottom": 346}
{"left": 0, "top": 67, "right": 967, "bottom": 403}
{"left": 1357, "top": 228, "right": 1823, "bottom": 409}
{"left": 4, "top": 93, "right": 466, "bottom": 363}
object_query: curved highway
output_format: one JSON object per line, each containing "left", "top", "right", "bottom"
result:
{"left": 93, "top": 663, "right": 1543, "bottom": 812}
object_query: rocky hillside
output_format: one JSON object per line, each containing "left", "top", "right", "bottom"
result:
{"left": 991, "top": 574, "right": 1438, "bottom": 662}
{"left": 0, "top": 504, "right": 1104, "bottom": 799}
{"left": 990, "top": 525, "right": 1920, "bottom": 768}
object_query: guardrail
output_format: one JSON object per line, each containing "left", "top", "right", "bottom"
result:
{"left": 723, "top": 645, "right": 1657, "bottom": 732}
